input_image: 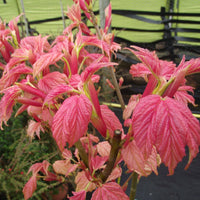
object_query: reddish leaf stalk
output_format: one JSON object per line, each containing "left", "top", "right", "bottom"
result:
{"left": 99, "top": 129, "right": 122, "bottom": 183}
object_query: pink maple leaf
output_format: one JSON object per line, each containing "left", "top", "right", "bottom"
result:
{"left": 128, "top": 45, "right": 176, "bottom": 78}
{"left": 17, "top": 83, "right": 46, "bottom": 99}
{"left": 64, "top": 4, "right": 91, "bottom": 35}
{"left": 8, "top": 15, "right": 22, "bottom": 44}
{"left": 123, "top": 94, "right": 141, "bottom": 120}
{"left": 53, "top": 160, "right": 78, "bottom": 176}
{"left": 0, "top": 63, "right": 32, "bottom": 90}
{"left": 81, "top": 59, "right": 117, "bottom": 83}
{"left": 85, "top": 81, "right": 107, "bottom": 137}
{"left": 122, "top": 138, "right": 161, "bottom": 176}
{"left": 62, "top": 148, "right": 72, "bottom": 160}
{"left": 33, "top": 52, "right": 64, "bottom": 78}
{"left": 104, "top": 4, "right": 112, "bottom": 33}
{"left": 73, "top": 0, "right": 92, "bottom": 23}
{"left": 89, "top": 155, "right": 108, "bottom": 171}
{"left": 0, "top": 39, "right": 13, "bottom": 63}
{"left": 132, "top": 94, "right": 200, "bottom": 175}
{"left": 175, "top": 56, "right": 200, "bottom": 75}
{"left": 6, "top": 35, "right": 50, "bottom": 70}
{"left": 75, "top": 170, "right": 96, "bottom": 192}
{"left": 52, "top": 94, "right": 92, "bottom": 150}
{"left": 27, "top": 160, "right": 50, "bottom": 176}
{"left": 23, "top": 176, "right": 37, "bottom": 200}
{"left": 0, "top": 85, "right": 21, "bottom": 129}
{"left": 69, "top": 191, "right": 86, "bottom": 200}
{"left": 43, "top": 84, "right": 74, "bottom": 106}
{"left": 100, "top": 105, "right": 123, "bottom": 138}
{"left": 96, "top": 141, "right": 111, "bottom": 157}
{"left": 122, "top": 140, "right": 147, "bottom": 176}
{"left": 23, "top": 160, "right": 56, "bottom": 199}
{"left": 38, "top": 71, "right": 68, "bottom": 93}
{"left": 174, "top": 85, "right": 196, "bottom": 106}
{"left": 91, "top": 182, "right": 129, "bottom": 200}
{"left": 106, "top": 166, "right": 122, "bottom": 182}
{"left": 27, "top": 120, "right": 45, "bottom": 140}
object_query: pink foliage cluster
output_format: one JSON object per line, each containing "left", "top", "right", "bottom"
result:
{"left": 1, "top": 0, "right": 200, "bottom": 199}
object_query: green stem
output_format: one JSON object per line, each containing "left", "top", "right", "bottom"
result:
{"left": 110, "top": 66, "right": 126, "bottom": 111}
{"left": 89, "top": 10, "right": 102, "bottom": 39}
{"left": 89, "top": 9, "right": 126, "bottom": 111}
{"left": 75, "top": 140, "right": 89, "bottom": 168}
{"left": 99, "top": 130, "right": 122, "bottom": 183}
{"left": 129, "top": 172, "right": 139, "bottom": 200}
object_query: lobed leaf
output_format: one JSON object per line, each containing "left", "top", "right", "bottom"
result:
{"left": 121, "top": 140, "right": 147, "bottom": 176}
{"left": 69, "top": 191, "right": 86, "bottom": 200}
{"left": 75, "top": 170, "right": 96, "bottom": 192}
{"left": 38, "top": 71, "right": 68, "bottom": 93}
{"left": 52, "top": 94, "right": 92, "bottom": 151}
{"left": 132, "top": 95, "right": 200, "bottom": 174}
{"left": 91, "top": 182, "right": 129, "bottom": 200}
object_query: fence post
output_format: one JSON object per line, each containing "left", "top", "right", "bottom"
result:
{"left": 59, "top": 0, "right": 66, "bottom": 30}
{"left": 99, "top": 0, "right": 110, "bottom": 31}
{"left": 161, "top": 6, "right": 175, "bottom": 61}
{"left": 98, "top": 0, "right": 113, "bottom": 101}
{"left": 15, "top": 0, "right": 24, "bottom": 38}
{"left": 20, "top": 0, "right": 29, "bottom": 36}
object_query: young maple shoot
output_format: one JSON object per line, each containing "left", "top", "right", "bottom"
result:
{"left": 0, "top": 0, "right": 200, "bottom": 200}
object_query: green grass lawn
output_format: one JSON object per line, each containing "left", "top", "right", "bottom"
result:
{"left": 0, "top": 0, "right": 200, "bottom": 43}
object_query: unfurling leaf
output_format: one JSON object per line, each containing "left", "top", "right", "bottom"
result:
{"left": 27, "top": 120, "right": 44, "bottom": 140}
{"left": 174, "top": 85, "right": 196, "bottom": 106}
{"left": 91, "top": 182, "right": 129, "bottom": 200}
{"left": 52, "top": 94, "right": 92, "bottom": 151}
{"left": 27, "top": 160, "right": 50, "bottom": 176}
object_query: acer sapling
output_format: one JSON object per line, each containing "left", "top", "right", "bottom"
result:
{"left": 1, "top": 0, "right": 200, "bottom": 199}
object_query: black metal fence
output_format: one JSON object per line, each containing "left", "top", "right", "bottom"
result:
{"left": 15, "top": 6, "right": 200, "bottom": 62}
